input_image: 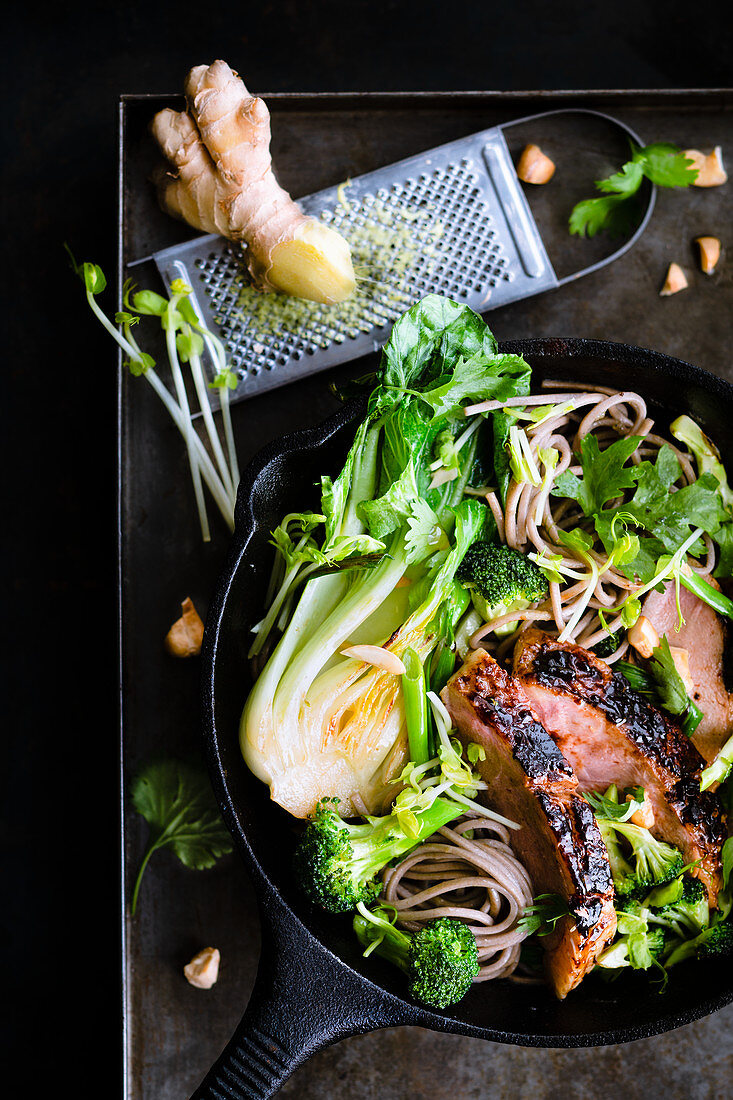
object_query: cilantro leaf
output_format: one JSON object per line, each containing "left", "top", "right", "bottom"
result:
{"left": 592, "top": 448, "right": 727, "bottom": 575}
{"left": 131, "top": 759, "right": 233, "bottom": 914}
{"left": 595, "top": 160, "right": 644, "bottom": 195}
{"left": 634, "top": 143, "right": 698, "bottom": 188}
{"left": 568, "top": 193, "right": 642, "bottom": 239}
{"left": 648, "top": 635, "right": 690, "bottom": 716}
{"left": 586, "top": 786, "right": 646, "bottom": 821}
{"left": 624, "top": 461, "right": 727, "bottom": 553}
{"left": 552, "top": 434, "right": 642, "bottom": 517}
{"left": 418, "top": 350, "right": 531, "bottom": 420}
{"left": 569, "top": 141, "right": 698, "bottom": 238}
{"left": 405, "top": 499, "right": 445, "bottom": 565}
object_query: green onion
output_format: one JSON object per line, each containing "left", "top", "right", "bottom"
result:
{"left": 402, "top": 647, "right": 430, "bottom": 766}
{"left": 680, "top": 571, "right": 733, "bottom": 623}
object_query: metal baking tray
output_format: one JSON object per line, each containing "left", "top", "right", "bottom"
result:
{"left": 119, "top": 89, "right": 733, "bottom": 1099}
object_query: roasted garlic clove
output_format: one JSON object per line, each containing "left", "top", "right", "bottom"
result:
{"left": 165, "top": 597, "right": 205, "bottom": 657}
{"left": 516, "top": 144, "right": 556, "bottom": 184}
{"left": 184, "top": 947, "right": 220, "bottom": 989}
{"left": 659, "top": 262, "right": 689, "bottom": 297}
{"left": 695, "top": 236, "right": 721, "bottom": 275}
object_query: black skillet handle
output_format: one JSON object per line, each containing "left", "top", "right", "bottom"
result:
{"left": 190, "top": 886, "right": 404, "bottom": 1099}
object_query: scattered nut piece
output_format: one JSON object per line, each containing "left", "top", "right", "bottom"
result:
{"left": 684, "top": 146, "right": 727, "bottom": 187}
{"left": 628, "top": 615, "right": 659, "bottom": 659}
{"left": 516, "top": 143, "right": 556, "bottom": 184}
{"left": 627, "top": 791, "right": 655, "bottom": 830}
{"left": 165, "top": 597, "right": 205, "bottom": 657}
{"left": 659, "top": 262, "right": 688, "bottom": 297}
{"left": 184, "top": 946, "right": 220, "bottom": 989}
{"left": 669, "top": 646, "right": 695, "bottom": 696}
{"left": 695, "top": 236, "right": 721, "bottom": 275}
{"left": 340, "top": 644, "right": 406, "bottom": 676}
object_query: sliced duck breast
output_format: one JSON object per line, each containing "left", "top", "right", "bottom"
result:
{"left": 442, "top": 649, "right": 616, "bottom": 999}
{"left": 513, "top": 629, "right": 727, "bottom": 905}
{"left": 642, "top": 580, "right": 733, "bottom": 765}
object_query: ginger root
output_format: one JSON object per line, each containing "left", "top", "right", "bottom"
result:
{"left": 151, "top": 61, "right": 356, "bottom": 304}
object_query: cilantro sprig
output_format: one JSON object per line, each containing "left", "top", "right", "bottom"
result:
{"left": 586, "top": 785, "right": 646, "bottom": 822}
{"left": 617, "top": 638, "right": 703, "bottom": 738}
{"left": 569, "top": 142, "right": 698, "bottom": 239}
{"left": 130, "top": 759, "right": 233, "bottom": 914}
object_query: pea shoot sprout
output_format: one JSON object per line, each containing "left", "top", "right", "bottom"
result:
{"left": 68, "top": 250, "right": 240, "bottom": 541}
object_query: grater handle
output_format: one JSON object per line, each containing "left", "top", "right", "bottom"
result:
{"left": 500, "top": 107, "right": 656, "bottom": 285}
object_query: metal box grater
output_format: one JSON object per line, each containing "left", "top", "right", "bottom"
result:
{"left": 149, "top": 108, "right": 652, "bottom": 405}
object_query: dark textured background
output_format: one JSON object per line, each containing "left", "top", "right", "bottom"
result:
{"left": 3, "top": 0, "right": 732, "bottom": 1091}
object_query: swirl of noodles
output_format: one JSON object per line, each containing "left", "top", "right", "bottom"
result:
{"left": 459, "top": 383, "right": 716, "bottom": 663}
{"left": 380, "top": 813, "right": 534, "bottom": 981}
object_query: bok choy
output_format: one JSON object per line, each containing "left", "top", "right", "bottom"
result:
{"left": 240, "top": 295, "right": 530, "bottom": 818}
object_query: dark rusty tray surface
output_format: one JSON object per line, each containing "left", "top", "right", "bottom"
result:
{"left": 119, "top": 89, "right": 733, "bottom": 1099}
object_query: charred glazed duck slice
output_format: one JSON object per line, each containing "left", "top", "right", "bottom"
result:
{"left": 642, "top": 581, "right": 733, "bottom": 766}
{"left": 513, "top": 629, "right": 727, "bottom": 905}
{"left": 442, "top": 649, "right": 616, "bottom": 999}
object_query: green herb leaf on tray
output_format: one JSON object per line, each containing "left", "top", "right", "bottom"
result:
{"left": 131, "top": 759, "right": 233, "bottom": 915}
{"left": 569, "top": 142, "right": 698, "bottom": 238}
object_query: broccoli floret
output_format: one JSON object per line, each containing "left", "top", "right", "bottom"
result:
{"left": 597, "top": 820, "right": 645, "bottom": 898}
{"left": 646, "top": 875, "right": 709, "bottom": 938}
{"left": 597, "top": 901, "right": 668, "bottom": 974}
{"left": 456, "top": 543, "right": 549, "bottom": 636}
{"left": 664, "top": 919, "right": 733, "bottom": 968}
{"left": 596, "top": 818, "right": 684, "bottom": 898}
{"left": 353, "top": 905, "right": 479, "bottom": 1009}
{"left": 294, "top": 797, "right": 463, "bottom": 913}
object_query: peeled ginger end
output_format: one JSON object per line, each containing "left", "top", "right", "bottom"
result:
{"left": 267, "top": 220, "right": 356, "bottom": 304}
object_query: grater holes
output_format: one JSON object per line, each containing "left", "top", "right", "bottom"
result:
{"left": 180, "top": 154, "right": 520, "bottom": 379}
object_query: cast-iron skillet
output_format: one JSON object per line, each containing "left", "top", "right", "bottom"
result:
{"left": 195, "top": 339, "right": 733, "bottom": 1099}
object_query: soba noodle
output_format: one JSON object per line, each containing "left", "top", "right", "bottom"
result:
{"left": 380, "top": 813, "right": 535, "bottom": 981}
